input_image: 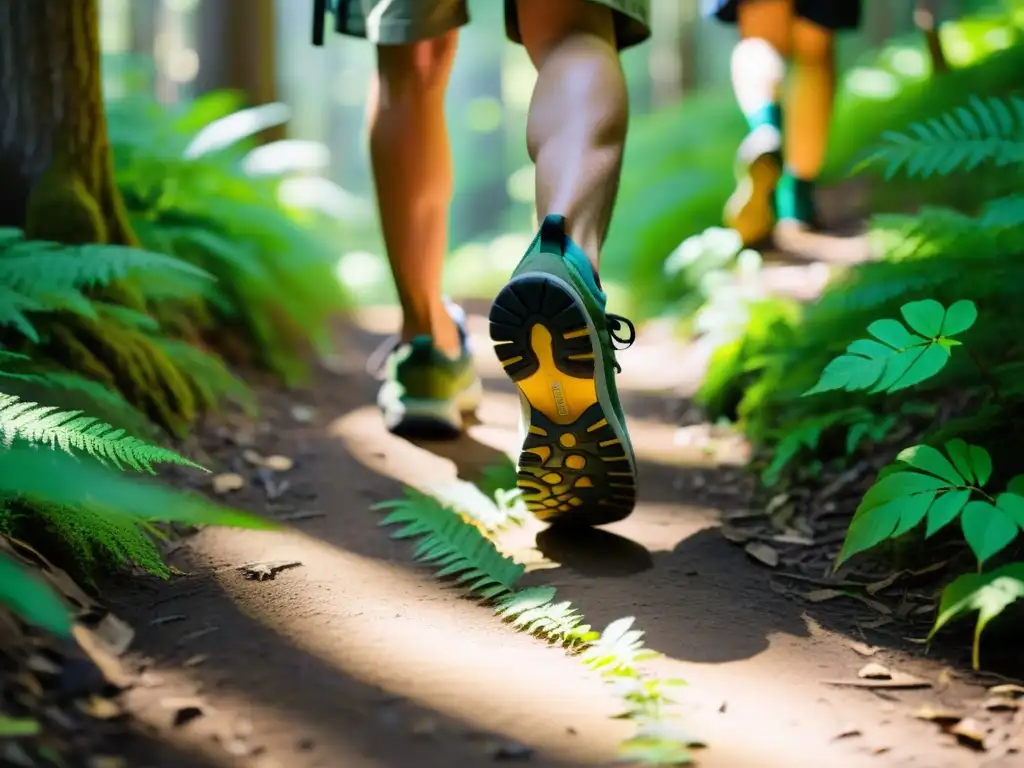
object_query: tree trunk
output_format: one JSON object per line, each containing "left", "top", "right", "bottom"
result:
{"left": 0, "top": 0, "right": 135, "bottom": 245}
{"left": 915, "top": 0, "right": 949, "bottom": 76}
{"left": 194, "top": 0, "right": 282, "bottom": 142}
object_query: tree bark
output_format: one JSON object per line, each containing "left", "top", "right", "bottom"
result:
{"left": 0, "top": 0, "right": 135, "bottom": 245}
{"left": 194, "top": 0, "right": 282, "bottom": 142}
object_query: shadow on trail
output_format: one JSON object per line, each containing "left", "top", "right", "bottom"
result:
{"left": 111, "top": 567, "right": 589, "bottom": 768}
{"left": 535, "top": 525, "right": 653, "bottom": 578}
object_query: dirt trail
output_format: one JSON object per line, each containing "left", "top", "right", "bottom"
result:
{"left": 108, "top": 302, "right": 1006, "bottom": 768}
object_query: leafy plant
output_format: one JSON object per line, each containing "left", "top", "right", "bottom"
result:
{"left": 803, "top": 299, "right": 977, "bottom": 396}
{"left": 108, "top": 92, "right": 349, "bottom": 383}
{"left": 375, "top": 487, "right": 701, "bottom": 764}
{"left": 930, "top": 562, "right": 1024, "bottom": 669}
{"left": 802, "top": 298, "right": 1024, "bottom": 666}
{"left": 0, "top": 445, "right": 274, "bottom": 635}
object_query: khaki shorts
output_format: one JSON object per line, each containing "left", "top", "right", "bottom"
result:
{"left": 335, "top": 0, "right": 650, "bottom": 50}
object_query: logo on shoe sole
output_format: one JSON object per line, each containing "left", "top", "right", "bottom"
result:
{"left": 551, "top": 382, "right": 568, "bottom": 417}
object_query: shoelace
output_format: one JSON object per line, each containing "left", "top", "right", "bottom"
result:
{"left": 365, "top": 334, "right": 400, "bottom": 380}
{"left": 605, "top": 312, "right": 637, "bottom": 373}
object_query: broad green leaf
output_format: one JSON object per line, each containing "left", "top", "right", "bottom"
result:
{"left": 802, "top": 355, "right": 884, "bottom": 395}
{"left": 945, "top": 439, "right": 975, "bottom": 483}
{"left": 867, "top": 319, "right": 924, "bottom": 348}
{"left": 0, "top": 717, "right": 41, "bottom": 737}
{"left": 846, "top": 339, "right": 894, "bottom": 359}
{"left": 838, "top": 501, "right": 901, "bottom": 564}
{"left": 895, "top": 445, "right": 964, "bottom": 485}
{"left": 995, "top": 493, "right": 1024, "bottom": 529}
{"left": 968, "top": 445, "right": 993, "bottom": 486}
{"left": 940, "top": 300, "right": 977, "bottom": 336}
{"left": 960, "top": 501, "right": 1019, "bottom": 564}
{"left": 891, "top": 490, "right": 936, "bottom": 537}
{"left": 0, "top": 552, "right": 72, "bottom": 637}
{"left": 1008, "top": 475, "right": 1024, "bottom": 496}
{"left": 856, "top": 471, "right": 948, "bottom": 517}
{"left": 930, "top": 563, "right": 1024, "bottom": 669}
{"left": 886, "top": 343, "right": 950, "bottom": 391}
{"left": 901, "top": 299, "right": 945, "bottom": 337}
{"left": 926, "top": 489, "right": 971, "bottom": 537}
{"left": 868, "top": 348, "right": 918, "bottom": 392}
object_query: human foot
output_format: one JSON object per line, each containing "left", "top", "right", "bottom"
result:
{"left": 723, "top": 122, "right": 782, "bottom": 247}
{"left": 376, "top": 302, "right": 482, "bottom": 438}
{"left": 488, "top": 215, "right": 638, "bottom": 527}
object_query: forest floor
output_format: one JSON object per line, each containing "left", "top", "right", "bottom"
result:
{"left": 96, "top": 263, "right": 1022, "bottom": 767}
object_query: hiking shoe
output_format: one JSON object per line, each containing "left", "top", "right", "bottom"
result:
{"left": 488, "top": 215, "right": 638, "bottom": 527}
{"left": 774, "top": 172, "right": 821, "bottom": 232}
{"left": 723, "top": 123, "right": 783, "bottom": 247}
{"left": 375, "top": 302, "right": 483, "bottom": 438}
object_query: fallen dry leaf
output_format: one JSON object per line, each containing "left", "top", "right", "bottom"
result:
{"left": 744, "top": 542, "right": 779, "bottom": 568}
{"left": 239, "top": 560, "right": 302, "bottom": 581}
{"left": 844, "top": 640, "right": 879, "bottom": 657}
{"left": 805, "top": 588, "right": 845, "bottom": 603}
{"left": 914, "top": 705, "right": 962, "bottom": 723}
{"left": 989, "top": 684, "right": 1024, "bottom": 699}
{"left": 832, "top": 727, "right": 861, "bottom": 740}
{"left": 822, "top": 671, "right": 931, "bottom": 690}
{"left": 983, "top": 696, "right": 1019, "bottom": 712}
{"left": 858, "top": 663, "right": 891, "bottom": 680}
{"left": 950, "top": 717, "right": 988, "bottom": 749}
{"left": 212, "top": 473, "right": 245, "bottom": 494}
{"left": 263, "top": 455, "right": 294, "bottom": 472}
{"left": 71, "top": 624, "right": 134, "bottom": 688}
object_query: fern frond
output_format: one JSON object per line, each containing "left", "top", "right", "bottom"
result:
{"left": 31, "top": 502, "right": 169, "bottom": 579}
{"left": 494, "top": 587, "right": 597, "bottom": 647}
{"left": 152, "top": 338, "right": 255, "bottom": 414}
{"left": 980, "top": 193, "right": 1024, "bottom": 229}
{"left": 0, "top": 238, "right": 212, "bottom": 291}
{"left": 375, "top": 489, "right": 524, "bottom": 599}
{"left": 862, "top": 95, "right": 1024, "bottom": 179}
{"left": 0, "top": 367, "right": 153, "bottom": 436}
{"left": 0, "top": 392, "right": 202, "bottom": 473}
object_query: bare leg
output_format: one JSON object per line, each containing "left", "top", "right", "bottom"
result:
{"left": 733, "top": 0, "right": 792, "bottom": 121}
{"left": 784, "top": 17, "right": 835, "bottom": 180}
{"left": 517, "top": 0, "right": 628, "bottom": 272}
{"left": 368, "top": 33, "right": 461, "bottom": 358}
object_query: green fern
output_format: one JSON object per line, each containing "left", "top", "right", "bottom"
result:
{"left": 862, "top": 95, "right": 1024, "bottom": 179}
{"left": 0, "top": 392, "right": 202, "bottom": 473}
{"left": 375, "top": 486, "right": 700, "bottom": 763}
{"left": 375, "top": 489, "right": 523, "bottom": 599}
{"left": 0, "top": 233, "right": 211, "bottom": 291}
{"left": 494, "top": 586, "right": 598, "bottom": 647}
{"left": 28, "top": 502, "right": 169, "bottom": 579}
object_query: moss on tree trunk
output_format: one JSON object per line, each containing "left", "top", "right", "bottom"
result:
{"left": 0, "top": 0, "right": 136, "bottom": 245}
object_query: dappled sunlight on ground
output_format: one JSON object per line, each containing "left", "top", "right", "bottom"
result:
{"left": 144, "top": 524, "right": 630, "bottom": 766}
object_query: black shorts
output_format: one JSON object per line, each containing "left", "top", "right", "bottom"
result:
{"left": 702, "top": 0, "right": 862, "bottom": 31}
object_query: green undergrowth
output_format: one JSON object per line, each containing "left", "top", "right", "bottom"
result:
{"left": 0, "top": 87, "right": 351, "bottom": 623}
{"left": 108, "top": 90, "right": 349, "bottom": 384}
{"left": 695, "top": 91, "right": 1024, "bottom": 668}
{"left": 608, "top": 9, "right": 1024, "bottom": 319}
{"left": 375, "top": 487, "right": 699, "bottom": 765}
